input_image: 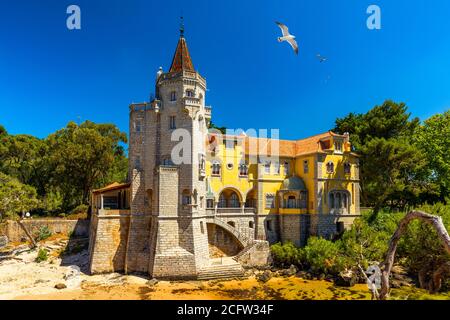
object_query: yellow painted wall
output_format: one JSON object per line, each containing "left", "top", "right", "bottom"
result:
{"left": 205, "top": 136, "right": 359, "bottom": 215}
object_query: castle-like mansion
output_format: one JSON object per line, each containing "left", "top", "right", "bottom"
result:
{"left": 88, "top": 30, "right": 361, "bottom": 279}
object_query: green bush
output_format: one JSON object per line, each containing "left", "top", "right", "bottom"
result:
{"left": 339, "top": 218, "right": 390, "bottom": 270}
{"left": 35, "top": 225, "right": 52, "bottom": 242}
{"left": 304, "top": 237, "right": 344, "bottom": 275}
{"left": 35, "top": 248, "right": 48, "bottom": 263}
{"left": 270, "top": 242, "right": 304, "bottom": 268}
{"left": 70, "top": 204, "right": 88, "bottom": 215}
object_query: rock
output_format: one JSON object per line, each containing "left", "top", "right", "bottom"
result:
{"left": 335, "top": 270, "right": 357, "bottom": 287}
{"left": 257, "top": 270, "right": 273, "bottom": 283}
{"left": 287, "top": 265, "right": 298, "bottom": 276}
{"left": 54, "top": 283, "right": 67, "bottom": 290}
{"left": 147, "top": 278, "right": 159, "bottom": 286}
{"left": 0, "top": 236, "right": 8, "bottom": 248}
{"left": 318, "top": 273, "right": 326, "bottom": 280}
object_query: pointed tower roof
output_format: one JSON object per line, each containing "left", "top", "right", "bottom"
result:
{"left": 169, "top": 19, "right": 195, "bottom": 73}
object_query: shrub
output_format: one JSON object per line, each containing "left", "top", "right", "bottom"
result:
{"left": 303, "top": 237, "right": 344, "bottom": 275}
{"left": 339, "top": 218, "right": 390, "bottom": 269}
{"left": 270, "top": 242, "right": 304, "bottom": 268}
{"left": 35, "top": 248, "right": 48, "bottom": 263}
{"left": 35, "top": 226, "right": 52, "bottom": 242}
{"left": 70, "top": 204, "right": 88, "bottom": 215}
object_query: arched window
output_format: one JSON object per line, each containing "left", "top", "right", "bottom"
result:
{"left": 249, "top": 221, "right": 254, "bottom": 228}
{"left": 239, "top": 162, "right": 248, "bottom": 176}
{"left": 206, "top": 199, "right": 214, "bottom": 208}
{"left": 218, "top": 194, "right": 227, "bottom": 208}
{"left": 229, "top": 192, "right": 240, "bottom": 208}
{"left": 182, "top": 190, "right": 191, "bottom": 205}
{"left": 170, "top": 91, "right": 176, "bottom": 102}
{"left": 186, "top": 90, "right": 195, "bottom": 97}
{"left": 326, "top": 161, "right": 334, "bottom": 174}
{"left": 329, "top": 190, "right": 350, "bottom": 213}
{"left": 344, "top": 162, "right": 351, "bottom": 175}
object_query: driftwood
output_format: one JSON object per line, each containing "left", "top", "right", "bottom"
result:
{"left": 358, "top": 264, "right": 379, "bottom": 300}
{"left": 379, "top": 210, "right": 450, "bottom": 300}
{"left": 18, "top": 220, "right": 37, "bottom": 248}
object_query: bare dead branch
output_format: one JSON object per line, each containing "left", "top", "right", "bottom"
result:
{"left": 379, "top": 210, "right": 450, "bottom": 300}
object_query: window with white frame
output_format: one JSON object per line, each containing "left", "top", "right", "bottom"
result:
{"left": 265, "top": 194, "right": 275, "bottom": 209}
{"left": 334, "top": 140, "right": 343, "bottom": 153}
{"left": 326, "top": 161, "right": 334, "bottom": 174}
{"left": 264, "top": 161, "right": 271, "bottom": 174}
{"left": 274, "top": 162, "right": 280, "bottom": 175}
{"left": 303, "top": 160, "right": 309, "bottom": 174}
{"left": 329, "top": 190, "right": 349, "bottom": 212}
{"left": 212, "top": 161, "right": 221, "bottom": 176}
{"left": 239, "top": 162, "right": 248, "bottom": 176}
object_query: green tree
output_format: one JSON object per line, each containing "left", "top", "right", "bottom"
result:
{"left": 334, "top": 100, "right": 434, "bottom": 212}
{"left": 208, "top": 121, "right": 226, "bottom": 134}
{"left": 0, "top": 173, "right": 40, "bottom": 219}
{"left": 397, "top": 203, "right": 450, "bottom": 291}
{"left": 46, "top": 121, "right": 127, "bottom": 210}
{"left": 361, "top": 137, "right": 434, "bottom": 213}
{"left": 0, "top": 125, "right": 6, "bottom": 137}
{"left": 413, "top": 110, "right": 450, "bottom": 201}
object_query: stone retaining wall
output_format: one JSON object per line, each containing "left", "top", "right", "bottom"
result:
{"left": 2, "top": 219, "right": 90, "bottom": 243}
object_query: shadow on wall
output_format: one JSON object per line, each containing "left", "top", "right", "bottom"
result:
{"left": 60, "top": 219, "right": 91, "bottom": 274}
{"left": 207, "top": 223, "right": 243, "bottom": 257}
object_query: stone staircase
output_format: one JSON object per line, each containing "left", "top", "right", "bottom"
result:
{"left": 197, "top": 258, "right": 244, "bottom": 280}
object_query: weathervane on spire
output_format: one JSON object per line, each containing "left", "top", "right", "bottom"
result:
{"left": 180, "top": 15, "right": 184, "bottom": 37}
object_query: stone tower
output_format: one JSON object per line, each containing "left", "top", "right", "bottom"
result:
{"left": 127, "top": 24, "right": 211, "bottom": 278}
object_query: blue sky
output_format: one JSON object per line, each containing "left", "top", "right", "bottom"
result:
{"left": 1, "top": 0, "right": 449, "bottom": 140}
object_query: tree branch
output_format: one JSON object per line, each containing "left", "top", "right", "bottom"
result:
{"left": 379, "top": 210, "right": 450, "bottom": 300}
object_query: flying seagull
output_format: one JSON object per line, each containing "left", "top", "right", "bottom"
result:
{"left": 316, "top": 54, "right": 327, "bottom": 63}
{"left": 275, "top": 21, "right": 298, "bottom": 55}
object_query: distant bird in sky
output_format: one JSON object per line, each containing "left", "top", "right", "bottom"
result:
{"left": 275, "top": 21, "right": 298, "bottom": 55}
{"left": 316, "top": 54, "right": 327, "bottom": 63}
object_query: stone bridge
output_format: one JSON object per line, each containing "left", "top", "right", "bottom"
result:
{"left": 206, "top": 217, "right": 253, "bottom": 248}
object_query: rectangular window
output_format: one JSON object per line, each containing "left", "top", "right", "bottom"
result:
{"left": 169, "top": 116, "right": 176, "bottom": 129}
{"left": 265, "top": 194, "right": 275, "bottom": 209}
{"left": 135, "top": 120, "right": 142, "bottom": 133}
{"left": 303, "top": 160, "right": 309, "bottom": 174}
{"left": 170, "top": 91, "right": 176, "bottom": 102}
{"left": 284, "top": 162, "right": 289, "bottom": 175}
{"left": 264, "top": 161, "right": 271, "bottom": 174}
{"left": 334, "top": 140, "right": 343, "bottom": 153}
{"left": 212, "top": 163, "right": 221, "bottom": 176}
{"left": 134, "top": 156, "right": 141, "bottom": 171}
{"left": 274, "top": 162, "right": 280, "bottom": 175}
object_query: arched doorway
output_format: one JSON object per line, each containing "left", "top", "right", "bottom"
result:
{"left": 206, "top": 223, "right": 244, "bottom": 258}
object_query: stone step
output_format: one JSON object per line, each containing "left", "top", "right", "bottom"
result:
{"left": 198, "top": 263, "right": 244, "bottom": 280}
